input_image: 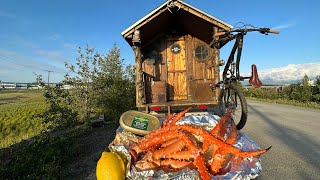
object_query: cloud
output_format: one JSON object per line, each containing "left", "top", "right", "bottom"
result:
{"left": 0, "top": 48, "right": 68, "bottom": 82}
{"left": 255, "top": 62, "right": 320, "bottom": 84}
{"left": 35, "top": 49, "right": 67, "bottom": 62}
{"left": 272, "top": 22, "right": 295, "bottom": 30}
{"left": 0, "top": 48, "right": 66, "bottom": 73}
{"left": 12, "top": 36, "right": 68, "bottom": 63}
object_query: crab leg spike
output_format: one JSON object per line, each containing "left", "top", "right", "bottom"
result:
{"left": 162, "top": 113, "right": 176, "bottom": 127}
{"left": 166, "top": 107, "right": 192, "bottom": 126}
{"left": 237, "top": 146, "right": 272, "bottom": 158}
{"left": 165, "top": 150, "right": 194, "bottom": 161}
{"left": 211, "top": 108, "right": 232, "bottom": 136}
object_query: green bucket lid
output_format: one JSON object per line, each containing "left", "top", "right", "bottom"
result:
{"left": 119, "top": 110, "right": 161, "bottom": 135}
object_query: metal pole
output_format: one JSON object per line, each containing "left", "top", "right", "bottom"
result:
{"left": 47, "top": 70, "right": 52, "bottom": 87}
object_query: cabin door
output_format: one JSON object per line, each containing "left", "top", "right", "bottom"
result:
{"left": 166, "top": 38, "right": 187, "bottom": 100}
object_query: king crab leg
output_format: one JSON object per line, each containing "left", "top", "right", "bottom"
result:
{"left": 153, "top": 139, "right": 186, "bottom": 160}
{"left": 211, "top": 108, "right": 233, "bottom": 137}
{"left": 129, "top": 107, "right": 271, "bottom": 180}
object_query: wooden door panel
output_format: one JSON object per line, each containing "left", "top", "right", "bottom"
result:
{"left": 176, "top": 72, "right": 187, "bottom": 100}
{"left": 167, "top": 73, "right": 174, "bottom": 100}
{"left": 186, "top": 36, "right": 217, "bottom": 101}
{"left": 167, "top": 39, "right": 187, "bottom": 100}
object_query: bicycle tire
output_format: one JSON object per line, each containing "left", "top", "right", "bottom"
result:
{"left": 219, "top": 83, "right": 248, "bottom": 130}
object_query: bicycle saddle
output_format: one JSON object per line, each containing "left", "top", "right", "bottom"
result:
{"left": 249, "top": 64, "right": 262, "bottom": 88}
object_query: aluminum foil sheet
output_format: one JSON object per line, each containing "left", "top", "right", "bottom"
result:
{"left": 109, "top": 114, "right": 263, "bottom": 180}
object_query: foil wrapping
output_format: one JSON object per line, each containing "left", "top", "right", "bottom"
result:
{"left": 109, "top": 114, "right": 263, "bottom": 180}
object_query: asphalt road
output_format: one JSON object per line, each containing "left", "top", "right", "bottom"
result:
{"left": 242, "top": 100, "right": 320, "bottom": 180}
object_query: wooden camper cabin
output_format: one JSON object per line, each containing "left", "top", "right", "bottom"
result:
{"left": 121, "top": 0, "right": 233, "bottom": 112}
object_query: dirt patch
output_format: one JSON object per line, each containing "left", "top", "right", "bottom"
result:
{"left": 0, "top": 96, "right": 28, "bottom": 106}
{"left": 0, "top": 96, "right": 27, "bottom": 101}
{"left": 61, "top": 123, "right": 119, "bottom": 180}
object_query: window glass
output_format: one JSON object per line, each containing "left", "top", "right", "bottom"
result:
{"left": 195, "top": 45, "right": 209, "bottom": 61}
{"left": 171, "top": 44, "right": 181, "bottom": 54}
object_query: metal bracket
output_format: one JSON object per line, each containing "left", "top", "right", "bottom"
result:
{"left": 166, "top": 0, "right": 181, "bottom": 13}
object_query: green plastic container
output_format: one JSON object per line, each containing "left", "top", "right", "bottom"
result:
{"left": 119, "top": 110, "right": 161, "bottom": 135}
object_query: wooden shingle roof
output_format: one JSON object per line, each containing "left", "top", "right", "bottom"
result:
{"left": 121, "top": 0, "right": 232, "bottom": 46}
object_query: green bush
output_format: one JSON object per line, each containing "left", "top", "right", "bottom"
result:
{"left": 244, "top": 88, "right": 280, "bottom": 100}
{"left": 243, "top": 74, "right": 320, "bottom": 108}
{"left": 62, "top": 44, "right": 136, "bottom": 123}
{"left": 42, "top": 86, "right": 78, "bottom": 129}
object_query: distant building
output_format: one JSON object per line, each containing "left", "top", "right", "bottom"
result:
{"left": 16, "top": 83, "right": 28, "bottom": 89}
{"left": 62, "top": 84, "right": 72, "bottom": 89}
{"left": 1, "top": 82, "right": 16, "bottom": 89}
{"left": 244, "top": 85, "right": 287, "bottom": 93}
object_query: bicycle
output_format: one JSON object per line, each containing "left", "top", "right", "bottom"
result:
{"left": 210, "top": 25, "right": 279, "bottom": 130}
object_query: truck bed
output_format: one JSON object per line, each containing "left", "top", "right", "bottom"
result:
{"left": 137, "top": 99, "right": 219, "bottom": 113}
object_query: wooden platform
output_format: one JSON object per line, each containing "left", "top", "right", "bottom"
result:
{"left": 138, "top": 99, "right": 219, "bottom": 113}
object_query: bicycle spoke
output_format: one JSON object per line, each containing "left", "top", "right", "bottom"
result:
{"left": 223, "top": 85, "right": 244, "bottom": 127}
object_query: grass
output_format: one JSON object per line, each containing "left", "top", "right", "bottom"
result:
{"left": 246, "top": 97, "right": 320, "bottom": 109}
{"left": 0, "top": 89, "right": 97, "bottom": 179}
{"left": 0, "top": 125, "right": 93, "bottom": 179}
{"left": 0, "top": 89, "right": 49, "bottom": 148}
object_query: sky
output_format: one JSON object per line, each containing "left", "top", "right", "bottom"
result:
{"left": 0, "top": 0, "right": 319, "bottom": 84}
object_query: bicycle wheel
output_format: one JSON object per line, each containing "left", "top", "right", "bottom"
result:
{"left": 220, "top": 83, "right": 248, "bottom": 130}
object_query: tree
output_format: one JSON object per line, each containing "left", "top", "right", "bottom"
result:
{"left": 64, "top": 45, "right": 100, "bottom": 122}
{"left": 312, "top": 75, "right": 320, "bottom": 102}
{"left": 35, "top": 74, "right": 78, "bottom": 128}
{"left": 36, "top": 74, "right": 45, "bottom": 87}
{"left": 301, "top": 74, "right": 312, "bottom": 102}
{"left": 40, "top": 44, "right": 135, "bottom": 127}
{"left": 290, "top": 74, "right": 312, "bottom": 102}
{"left": 92, "top": 44, "right": 136, "bottom": 121}
{"left": 64, "top": 44, "right": 136, "bottom": 123}
{"left": 315, "top": 75, "right": 320, "bottom": 86}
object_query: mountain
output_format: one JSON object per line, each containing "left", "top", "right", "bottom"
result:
{"left": 242, "top": 62, "right": 320, "bottom": 85}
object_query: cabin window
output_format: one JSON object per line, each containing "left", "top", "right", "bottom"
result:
{"left": 194, "top": 45, "right": 209, "bottom": 61}
{"left": 171, "top": 44, "right": 181, "bottom": 54}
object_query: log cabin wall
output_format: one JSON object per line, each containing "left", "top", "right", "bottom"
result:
{"left": 142, "top": 36, "right": 167, "bottom": 103}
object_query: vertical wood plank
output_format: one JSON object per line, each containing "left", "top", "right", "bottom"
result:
{"left": 167, "top": 38, "right": 187, "bottom": 100}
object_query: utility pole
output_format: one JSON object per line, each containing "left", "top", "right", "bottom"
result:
{"left": 47, "top": 70, "right": 52, "bottom": 87}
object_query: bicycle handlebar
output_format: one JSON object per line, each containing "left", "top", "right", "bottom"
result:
{"left": 214, "top": 28, "right": 280, "bottom": 37}
{"left": 214, "top": 31, "right": 226, "bottom": 37}
{"left": 268, "top": 29, "right": 280, "bottom": 34}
